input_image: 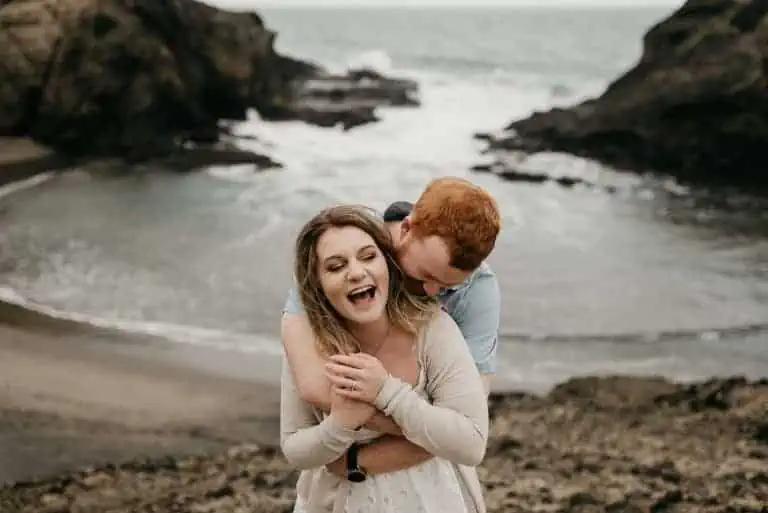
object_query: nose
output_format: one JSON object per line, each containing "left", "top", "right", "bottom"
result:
{"left": 422, "top": 281, "right": 441, "bottom": 296}
{"left": 346, "top": 261, "right": 366, "bottom": 281}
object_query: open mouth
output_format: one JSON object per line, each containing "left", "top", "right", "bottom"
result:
{"left": 347, "top": 285, "right": 377, "bottom": 305}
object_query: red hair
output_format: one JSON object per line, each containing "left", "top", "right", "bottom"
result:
{"left": 409, "top": 178, "right": 501, "bottom": 271}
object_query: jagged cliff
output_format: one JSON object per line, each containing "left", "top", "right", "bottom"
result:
{"left": 479, "top": 0, "right": 768, "bottom": 188}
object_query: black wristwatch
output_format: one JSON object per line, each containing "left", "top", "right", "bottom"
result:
{"left": 346, "top": 442, "right": 367, "bottom": 482}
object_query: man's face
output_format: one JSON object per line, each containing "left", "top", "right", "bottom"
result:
{"left": 395, "top": 223, "right": 471, "bottom": 296}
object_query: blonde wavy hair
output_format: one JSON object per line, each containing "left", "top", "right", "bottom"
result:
{"left": 294, "top": 204, "right": 438, "bottom": 357}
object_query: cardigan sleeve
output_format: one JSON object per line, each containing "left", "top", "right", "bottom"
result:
{"left": 373, "top": 311, "right": 489, "bottom": 466}
{"left": 279, "top": 359, "right": 358, "bottom": 470}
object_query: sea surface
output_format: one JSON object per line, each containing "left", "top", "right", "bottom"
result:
{"left": 1, "top": 5, "right": 767, "bottom": 391}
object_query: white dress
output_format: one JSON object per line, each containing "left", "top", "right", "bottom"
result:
{"left": 293, "top": 457, "right": 468, "bottom": 513}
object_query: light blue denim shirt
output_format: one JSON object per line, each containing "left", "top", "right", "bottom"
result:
{"left": 282, "top": 261, "right": 500, "bottom": 374}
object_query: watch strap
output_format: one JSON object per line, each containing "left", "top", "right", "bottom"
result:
{"left": 346, "top": 442, "right": 360, "bottom": 472}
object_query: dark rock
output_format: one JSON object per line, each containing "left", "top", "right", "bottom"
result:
{"left": 3, "top": 376, "right": 767, "bottom": 513}
{"left": 653, "top": 376, "right": 753, "bottom": 411}
{"left": 488, "top": 435, "right": 523, "bottom": 454}
{"left": 470, "top": 163, "right": 494, "bottom": 173}
{"left": 478, "top": 0, "right": 768, "bottom": 189}
{"left": 157, "top": 146, "right": 282, "bottom": 171}
{"left": 498, "top": 168, "right": 549, "bottom": 184}
{"left": 549, "top": 376, "right": 679, "bottom": 410}
{"left": 473, "top": 132, "right": 495, "bottom": 144}
{"left": 605, "top": 498, "right": 649, "bottom": 513}
{"left": 567, "top": 491, "right": 600, "bottom": 507}
{"left": 0, "top": 0, "right": 299, "bottom": 158}
{"left": 650, "top": 489, "right": 683, "bottom": 513}
{"left": 297, "top": 67, "right": 419, "bottom": 107}
{"left": 277, "top": 67, "right": 419, "bottom": 130}
{"left": 468, "top": 153, "right": 619, "bottom": 193}
{"left": 0, "top": 0, "right": 412, "bottom": 165}
{"left": 753, "top": 422, "right": 768, "bottom": 444}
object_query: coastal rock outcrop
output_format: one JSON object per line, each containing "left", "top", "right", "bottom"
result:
{"left": 0, "top": 0, "right": 419, "bottom": 165}
{"left": 477, "top": 0, "right": 768, "bottom": 188}
{"left": 2, "top": 376, "right": 766, "bottom": 513}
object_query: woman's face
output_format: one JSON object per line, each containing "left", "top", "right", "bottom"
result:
{"left": 315, "top": 225, "right": 390, "bottom": 325}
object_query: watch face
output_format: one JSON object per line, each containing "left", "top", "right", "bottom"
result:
{"left": 347, "top": 470, "right": 367, "bottom": 483}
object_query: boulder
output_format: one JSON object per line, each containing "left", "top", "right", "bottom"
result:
{"left": 478, "top": 0, "right": 768, "bottom": 188}
{"left": 259, "top": 66, "right": 419, "bottom": 130}
{"left": 0, "top": 0, "right": 303, "bottom": 158}
{"left": 296, "top": 68, "right": 419, "bottom": 108}
{"left": 0, "top": 0, "right": 414, "bottom": 164}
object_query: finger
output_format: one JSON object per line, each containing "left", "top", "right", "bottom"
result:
{"left": 325, "top": 362, "right": 365, "bottom": 380}
{"left": 329, "top": 354, "right": 367, "bottom": 369}
{"left": 353, "top": 352, "right": 380, "bottom": 361}
{"left": 325, "top": 372, "right": 357, "bottom": 390}
{"left": 333, "top": 386, "right": 366, "bottom": 400}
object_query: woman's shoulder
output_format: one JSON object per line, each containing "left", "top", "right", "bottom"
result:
{"left": 420, "top": 308, "right": 463, "bottom": 351}
{"left": 432, "top": 307, "right": 460, "bottom": 331}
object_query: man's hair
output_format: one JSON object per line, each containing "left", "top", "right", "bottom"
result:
{"left": 409, "top": 177, "right": 501, "bottom": 271}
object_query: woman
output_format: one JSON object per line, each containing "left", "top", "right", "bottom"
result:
{"left": 280, "top": 204, "right": 488, "bottom": 513}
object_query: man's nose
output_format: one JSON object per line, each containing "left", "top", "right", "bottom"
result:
{"left": 422, "top": 282, "right": 441, "bottom": 296}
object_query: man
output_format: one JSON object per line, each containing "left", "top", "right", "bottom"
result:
{"left": 281, "top": 176, "right": 501, "bottom": 478}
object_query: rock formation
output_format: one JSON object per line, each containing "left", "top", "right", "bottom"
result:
{"left": 2, "top": 376, "right": 766, "bottom": 513}
{"left": 0, "top": 0, "right": 419, "bottom": 165}
{"left": 478, "top": 0, "right": 768, "bottom": 189}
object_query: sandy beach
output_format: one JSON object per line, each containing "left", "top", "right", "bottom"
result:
{"left": 0, "top": 320, "right": 282, "bottom": 487}
{"left": 0, "top": 138, "right": 74, "bottom": 189}
{"left": 1, "top": 316, "right": 766, "bottom": 513}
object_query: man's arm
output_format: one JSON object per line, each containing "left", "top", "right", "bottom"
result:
{"left": 281, "top": 312, "right": 331, "bottom": 410}
{"left": 326, "top": 436, "right": 432, "bottom": 477}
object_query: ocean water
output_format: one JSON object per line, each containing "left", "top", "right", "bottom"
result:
{"left": 1, "top": 6, "right": 767, "bottom": 391}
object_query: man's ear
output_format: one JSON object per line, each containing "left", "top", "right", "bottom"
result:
{"left": 400, "top": 216, "right": 412, "bottom": 237}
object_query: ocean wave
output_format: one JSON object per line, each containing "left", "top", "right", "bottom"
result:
{"left": 499, "top": 322, "right": 768, "bottom": 344}
{"left": 0, "top": 172, "right": 56, "bottom": 200}
{"left": 0, "top": 286, "right": 283, "bottom": 356}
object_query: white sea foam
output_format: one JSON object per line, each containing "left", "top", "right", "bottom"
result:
{"left": 0, "top": 285, "right": 283, "bottom": 356}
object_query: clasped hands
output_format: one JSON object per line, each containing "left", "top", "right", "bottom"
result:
{"left": 325, "top": 352, "right": 389, "bottom": 430}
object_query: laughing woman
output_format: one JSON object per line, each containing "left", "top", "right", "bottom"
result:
{"left": 280, "top": 204, "right": 488, "bottom": 513}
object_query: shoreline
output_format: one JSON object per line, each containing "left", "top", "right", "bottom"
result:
{"left": 0, "top": 138, "right": 74, "bottom": 189}
{"left": 0, "top": 136, "right": 281, "bottom": 194}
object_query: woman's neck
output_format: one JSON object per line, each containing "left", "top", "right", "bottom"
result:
{"left": 348, "top": 316, "right": 391, "bottom": 354}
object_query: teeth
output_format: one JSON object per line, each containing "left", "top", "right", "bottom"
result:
{"left": 349, "top": 286, "right": 374, "bottom": 295}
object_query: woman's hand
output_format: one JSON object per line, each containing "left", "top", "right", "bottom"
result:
{"left": 325, "top": 353, "right": 389, "bottom": 404}
{"left": 329, "top": 387, "right": 376, "bottom": 430}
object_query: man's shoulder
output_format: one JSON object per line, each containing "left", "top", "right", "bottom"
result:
{"left": 446, "top": 261, "right": 496, "bottom": 296}
{"left": 439, "top": 261, "right": 499, "bottom": 325}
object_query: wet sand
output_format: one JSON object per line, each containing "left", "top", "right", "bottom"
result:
{"left": 0, "top": 321, "right": 282, "bottom": 486}
{"left": 0, "top": 138, "right": 73, "bottom": 187}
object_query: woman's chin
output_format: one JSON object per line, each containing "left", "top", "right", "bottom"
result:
{"left": 341, "top": 301, "right": 387, "bottom": 326}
